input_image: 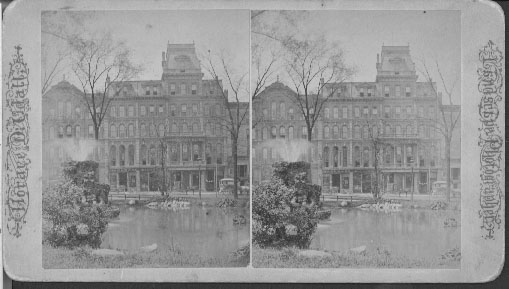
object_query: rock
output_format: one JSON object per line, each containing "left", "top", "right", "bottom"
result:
{"left": 91, "top": 249, "right": 124, "bottom": 256}
{"left": 350, "top": 245, "right": 367, "bottom": 254}
{"left": 299, "top": 250, "right": 332, "bottom": 258}
{"left": 341, "top": 201, "right": 348, "bottom": 207}
{"left": 140, "top": 243, "right": 157, "bottom": 253}
{"left": 128, "top": 199, "right": 136, "bottom": 205}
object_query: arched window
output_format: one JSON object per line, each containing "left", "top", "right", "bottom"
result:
{"left": 363, "top": 147, "right": 370, "bottom": 167}
{"left": 66, "top": 125, "right": 72, "bottom": 137}
{"left": 128, "top": 123, "right": 135, "bottom": 137}
{"left": 280, "top": 102, "right": 285, "bottom": 119}
{"left": 119, "top": 124, "right": 126, "bottom": 138}
{"left": 110, "top": 146, "right": 117, "bottom": 166}
{"left": 363, "top": 126, "right": 369, "bottom": 139}
{"left": 406, "top": 125, "right": 413, "bottom": 136}
{"left": 342, "top": 125, "right": 348, "bottom": 139}
{"left": 354, "top": 125, "right": 361, "bottom": 139}
{"left": 75, "top": 107, "right": 81, "bottom": 119}
{"left": 140, "top": 123, "right": 146, "bottom": 137}
{"left": 271, "top": 126, "right": 277, "bottom": 139}
{"left": 172, "top": 122, "right": 178, "bottom": 134}
{"left": 385, "top": 145, "right": 394, "bottom": 165}
{"left": 58, "top": 126, "right": 64, "bottom": 138}
{"left": 158, "top": 123, "right": 165, "bottom": 137}
{"left": 333, "top": 126, "right": 339, "bottom": 139}
{"left": 324, "top": 108, "right": 330, "bottom": 119}
{"left": 128, "top": 145, "right": 135, "bottom": 166}
{"left": 385, "top": 124, "right": 392, "bottom": 136}
{"left": 193, "top": 144, "right": 200, "bottom": 161}
{"left": 140, "top": 105, "right": 146, "bottom": 116}
{"left": 419, "top": 125, "right": 425, "bottom": 138}
{"left": 302, "top": 126, "right": 308, "bottom": 139}
{"left": 149, "top": 123, "right": 156, "bottom": 137}
{"left": 324, "top": 126, "right": 330, "bottom": 139}
{"left": 140, "top": 144, "right": 147, "bottom": 165}
{"left": 75, "top": 125, "right": 80, "bottom": 138}
{"left": 271, "top": 102, "right": 277, "bottom": 119}
{"left": 396, "top": 125, "right": 402, "bottom": 136}
{"left": 217, "top": 143, "right": 223, "bottom": 164}
{"left": 262, "top": 127, "right": 268, "bottom": 140}
{"left": 333, "top": 146, "right": 339, "bottom": 167}
{"left": 342, "top": 107, "right": 348, "bottom": 118}
{"left": 354, "top": 146, "right": 361, "bottom": 167}
{"left": 288, "top": 126, "right": 294, "bottom": 139}
{"left": 323, "top": 146, "right": 330, "bottom": 167}
{"left": 149, "top": 145, "right": 156, "bottom": 165}
{"left": 342, "top": 146, "right": 348, "bottom": 167}
{"left": 119, "top": 145, "right": 126, "bottom": 166}
{"left": 171, "top": 144, "right": 179, "bottom": 162}
{"left": 182, "top": 143, "right": 189, "bottom": 161}
{"left": 182, "top": 123, "right": 188, "bottom": 134}
{"left": 279, "top": 126, "right": 286, "bottom": 138}
{"left": 333, "top": 107, "right": 339, "bottom": 119}
{"left": 192, "top": 123, "right": 199, "bottom": 134}
{"left": 288, "top": 108, "right": 294, "bottom": 120}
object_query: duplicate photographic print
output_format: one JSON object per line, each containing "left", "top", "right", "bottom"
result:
{"left": 40, "top": 10, "right": 251, "bottom": 268}
{"left": 251, "top": 10, "right": 462, "bottom": 268}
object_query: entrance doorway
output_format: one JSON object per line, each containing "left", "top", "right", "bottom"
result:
{"left": 331, "top": 174, "right": 341, "bottom": 193}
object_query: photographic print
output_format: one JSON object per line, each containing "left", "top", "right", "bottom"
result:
{"left": 40, "top": 9, "right": 251, "bottom": 268}
{"left": 251, "top": 10, "right": 462, "bottom": 268}
{"left": 2, "top": 0, "right": 504, "bottom": 283}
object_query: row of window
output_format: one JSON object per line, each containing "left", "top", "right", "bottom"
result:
{"left": 120, "top": 83, "right": 203, "bottom": 97}
{"left": 47, "top": 101, "right": 225, "bottom": 120}
{"left": 255, "top": 123, "right": 435, "bottom": 141}
{"left": 254, "top": 144, "right": 438, "bottom": 168}
{"left": 324, "top": 84, "right": 429, "bottom": 98}
{"left": 108, "top": 143, "right": 224, "bottom": 167}
{"left": 260, "top": 102, "right": 436, "bottom": 120}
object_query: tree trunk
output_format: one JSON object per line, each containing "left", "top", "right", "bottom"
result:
{"left": 445, "top": 138, "right": 451, "bottom": 202}
{"left": 94, "top": 124, "right": 100, "bottom": 140}
{"left": 232, "top": 138, "right": 239, "bottom": 200}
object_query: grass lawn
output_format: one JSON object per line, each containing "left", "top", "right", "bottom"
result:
{"left": 252, "top": 245, "right": 460, "bottom": 268}
{"left": 43, "top": 244, "right": 249, "bottom": 269}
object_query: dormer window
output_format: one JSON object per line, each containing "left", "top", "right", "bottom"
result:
{"left": 145, "top": 87, "right": 150, "bottom": 95}
{"left": 191, "top": 84, "right": 197, "bottom": 95}
{"left": 359, "top": 88, "right": 365, "bottom": 97}
{"left": 367, "top": 88, "right": 373, "bottom": 97}
{"left": 170, "top": 84, "right": 176, "bottom": 95}
{"left": 405, "top": 86, "right": 411, "bottom": 97}
{"left": 153, "top": 86, "right": 158, "bottom": 95}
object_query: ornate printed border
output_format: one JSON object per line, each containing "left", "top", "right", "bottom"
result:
{"left": 4, "top": 45, "right": 31, "bottom": 237}
{"left": 477, "top": 40, "right": 504, "bottom": 240}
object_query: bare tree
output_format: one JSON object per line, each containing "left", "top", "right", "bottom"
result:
{"left": 283, "top": 36, "right": 354, "bottom": 143}
{"left": 203, "top": 52, "right": 249, "bottom": 200}
{"left": 364, "top": 120, "right": 388, "bottom": 200}
{"left": 69, "top": 33, "right": 141, "bottom": 140}
{"left": 152, "top": 121, "right": 171, "bottom": 196}
{"left": 419, "top": 60, "right": 460, "bottom": 202}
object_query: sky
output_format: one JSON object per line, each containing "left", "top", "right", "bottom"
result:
{"left": 42, "top": 10, "right": 250, "bottom": 99}
{"left": 254, "top": 10, "right": 461, "bottom": 104}
{"left": 43, "top": 10, "right": 461, "bottom": 105}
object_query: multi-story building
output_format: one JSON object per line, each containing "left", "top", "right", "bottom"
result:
{"left": 42, "top": 43, "right": 249, "bottom": 192}
{"left": 253, "top": 45, "right": 460, "bottom": 194}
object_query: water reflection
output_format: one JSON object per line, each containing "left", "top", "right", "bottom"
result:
{"left": 311, "top": 209, "right": 460, "bottom": 259}
{"left": 102, "top": 206, "right": 249, "bottom": 258}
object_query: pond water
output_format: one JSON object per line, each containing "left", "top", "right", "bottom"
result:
{"left": 310, "top": 208, "right": 460, "bottom": 259}
{"left": 101, "top": 205, "right": 250, "bottom": 258}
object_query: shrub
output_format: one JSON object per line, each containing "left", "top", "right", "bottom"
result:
{"left": 252, "top": 178, "right": 318, "bottom": 248}
{"left": 272, "top": 161, "right": 311, "bottom": 187}
{"left": 43, "top": 181, "right": 109, "bottom": 248}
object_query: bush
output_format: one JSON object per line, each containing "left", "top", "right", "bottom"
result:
{"left": 272, "top": 161, "right": 311, "bottom": 187}
{"left": 252, "top": 178, "right": 318, "bottom": 248}
{"left": 43, "top": 181, "right": 109, "bottom": 248}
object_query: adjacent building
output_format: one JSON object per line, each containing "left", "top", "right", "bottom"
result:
{"left": 42, "top": 43, "right": 249, "bottom": 192}
{"left": 253, "top": 45, "right": 460, "bottom": 194}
